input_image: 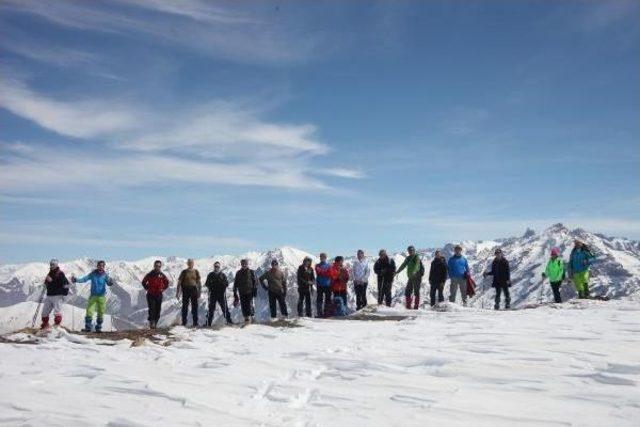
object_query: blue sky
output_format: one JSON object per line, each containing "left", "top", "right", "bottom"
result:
{"left": 1, "top": 0, "right": 639, "bottom": 263}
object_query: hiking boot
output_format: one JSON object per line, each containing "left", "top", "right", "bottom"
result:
{"left": 40, "top": 317, "right": 50, "bottom": 329}
{"left": 494, "top": 303, "right": 499, "bottom": 310}
{"left": 54, "top": 315, "right": 62, "bottom": 326}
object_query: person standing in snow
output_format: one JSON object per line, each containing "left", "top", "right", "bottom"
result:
{"left": 233, "top": 259, "right": 258, "bottom": 323}
{"left": 141, "top": 260, "right": 170, "bottom": 329}
{"left": 428, "top": 250, "right": 448, "bottom": 307}
{"left": 396, "top": 245, "right": 424, "bottom": 309}
{"left": 542, "top": 247, "right": 565, "bottom": 303}
{"left": 448, "top": 245, "right": 470, "bottom": 306}
{"left": 483, "top": 248, "right": 511, "bottom": 310}
{"left": 374, "top": 249, "right": 396, "bottom": 306}
{"left": 315, "top": 253, "right": 332, "bottom": 317}
{"left": 72, "top": 260, "right": 113, "bottom": 333}
{"left": 328, "top": 256, "right": 350, "bottom": 315}
{"left": 297, "top": 257, "right": 315, "bottom": 317}
{"left": 41, "top": 259, "right": 70, "bottom": 329}
{"left": 205, "top": 261, "right": 232, "bottom": 326}
{"left": 352, "top": 249, "right": 371, "bottom": 310}
{"left": 568, "top": 240, "right": 595, "bottom": 299}
{"left": 259, "top": 260, "right": 288, "bottom": 319}
{"left": 176, "top": 259, "right": 201, "bottom": 327}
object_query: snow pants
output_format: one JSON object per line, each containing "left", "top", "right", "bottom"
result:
{"left": 429, "top": 281, "right": 445, "bottom": 306}
{"left": 377, "top": 277, "right": 393, "bottom": 306}
{"left": 316, "top": 286, "right": 332, "bottom": 317}
{"left": 404, "top": 276, "right": 421, "bottom": 298}
{"left": 449, "top": 277, "right": 468, "bottom": 304}
{"left": 42, "top": 295, "right": 64, "bottom": 326}
{"left": 494, "top": 285, "right": 511, "bottom": 309}
{"left": 239, "top": 293, "right": 254, "bottom": 320}
{"left": 85, "top": 295, "right": 106, "bottom": 331}
{"left": 268, "top": 291, "right": 288, "bottom": 318}
{"left": 181, "top": 286, "right": 199, "bottom": 327}
{"left": 146, "top": 293, "right": 163, "bottom": 323}
{"left": 43, "top": 295, "right": 64, "bottom": 317}
{"left": 354, "top": 281, "right": 368, "bottom": 310}
{"left": 207, "top": 292, "right": 231, "bottom": 325}
{"left": 297, "top": 288, "right": 312, "bottom": 317}
{"left": 550, "top": 281, "right": 562, "bottom": 303}
{"left": 573, "top": 271, "right": 590, "bottom": 298}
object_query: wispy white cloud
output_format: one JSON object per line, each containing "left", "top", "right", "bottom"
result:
{"left": 0, "top": 78, "right": 139, "bottom": 138}
{"left": 317, "top": 168, "right": 367, "bottom": 179}
{"left": 1, "top": 0, "right": 322, "bottom": 64}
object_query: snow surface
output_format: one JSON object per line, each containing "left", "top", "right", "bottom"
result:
{"left": 1, "top": 301, "right": 639, "bottom": 426}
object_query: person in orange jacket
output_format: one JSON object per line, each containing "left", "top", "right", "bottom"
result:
{"left": 328, "top": 256, "right": 349, "bottom": 315}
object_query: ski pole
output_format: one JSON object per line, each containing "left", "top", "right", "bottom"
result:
{"left": 31, "top": 285, "right": 47, "bottom": 329}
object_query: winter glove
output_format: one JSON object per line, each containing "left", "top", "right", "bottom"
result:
{"left": 233, "top": 294, "right": 239, "bottom": 307}
{"left": 252, "top": 288, "right": 257, "bottom": 297}
{"left": 541, "top": 273, "right": 547, "bottom": 278}
{"left": 71, "top": 276, "right": 77, "bottom": 283}
{"left": 45, "top": 275, "right": 52, "bottom": 283}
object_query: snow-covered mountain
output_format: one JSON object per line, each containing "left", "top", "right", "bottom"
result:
{"left": 1, "top": 224, "right": 639, "bottom": 331}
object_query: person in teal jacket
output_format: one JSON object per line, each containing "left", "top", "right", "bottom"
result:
{"left": 568, "top": 240, "right": 595, "bottom": 299}
{"left": 72, "top": 260, "right": 113, "bottom": 332}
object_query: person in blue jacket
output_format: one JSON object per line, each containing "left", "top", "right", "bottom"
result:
{"left": 72, "top": 260, "right": 113, "bottom": 332}
{"left": 314, "top": 253, "right": 332, "bottom": 317}
{"left": 447, "top": 245, "right": 470, "bottom": 306}
{"left": 568, "top": 240, "right": 596, "bottom": 299}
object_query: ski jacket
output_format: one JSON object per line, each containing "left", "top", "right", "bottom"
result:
{"left": 297, "top": 265, "right": 315, "bottom": 292}
{"left": 142, "top": 270, "right": 169, "bottom": 296}
{"left": 397, "top": 254, "right": 424, "bottom": 279}
{"left": 259, "top": 268, "right": 287, "bottom": 296}
{"left": 205, "top": 271, "right": 229, "bottom": 295}
{"left": 178, "top": 268, "right": 201, "bottom": 290}
{"left": 328, "top": 263, "right": 349, "bottom": 293}
{"left": 352, "top": 259, "right": 370, "bottom": 283}
{"left": 315, "top": 261, "right": 332, "bottom": 288}
{"left": 374, "top": 257, "right": 396, "bottom": 282}
{"left": 486, "top": 257, "right": 511, "bottom": 287}
{"left": 545, "top": 258, "right": 565, "bottom": 282}
{"left": 447, "top": 255, "right": 469, "bottom": 279}
{"left": 76, "top": 269, "right": 112, "bottom": 297}
{"left": 45, "top": 267, "right": 69, "bottom": 296}
{"left": 428, "top": 257, "right": 448, "bottom": 284}
{"left": 234, "top": 268, "right": 258, "bottom": 296}
{"left": 569, "top": 248, "right": 594, "bottom": 276}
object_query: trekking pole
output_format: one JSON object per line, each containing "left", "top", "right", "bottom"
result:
{"left": 31, "top": 285, "right": 47, "bottom": 329}
{"left": 538, "top": 279, "right": 545, "bottom": 305}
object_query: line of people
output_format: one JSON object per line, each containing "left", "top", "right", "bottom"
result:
{"left": 37, "top": 240, "right": 596, "bottom": 331}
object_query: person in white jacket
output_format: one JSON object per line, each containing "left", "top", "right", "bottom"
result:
{"left": 352, "top": 249, "right": 371, "bottom": 310}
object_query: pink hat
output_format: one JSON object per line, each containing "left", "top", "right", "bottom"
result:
{"left": 550, "top": 247, "right": 560, "bottom": 256}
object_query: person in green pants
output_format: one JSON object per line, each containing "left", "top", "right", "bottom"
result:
{"left": 72, "top": 260, "right": 113, "bottom": 332}
{"left": 568, "top": 240, "right": 595, "bottom": 299}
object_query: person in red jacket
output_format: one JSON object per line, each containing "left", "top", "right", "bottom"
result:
{"left": 328, "top": 256, "right": 349, "bottom": 314}
{"left": 141, "top": 260, "right": 170, "bottom": 329}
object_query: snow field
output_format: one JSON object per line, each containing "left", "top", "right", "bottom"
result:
{"left": 0, "top": 300, "right": 639, "bottom": 426}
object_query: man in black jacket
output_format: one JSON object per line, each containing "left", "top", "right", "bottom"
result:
{"left": 373, "top": 250, "right": 396, "bottom": 306}
{"left": 233, "top": 259, "right": 258, "bottom": 323}
{"left": 483, "top": 248, "right": 511, "bottom": 310}
{"left": 297, "top": 257, "right": 315, "bottom": 317}
{"left": 41, "top": 259, "right": 70, "bottom": 329}
{"left": 205, "top": 262, "right": 233, "bottom": 326}
{"left": 428, "top": 250, "right": 448, "bottom": 307}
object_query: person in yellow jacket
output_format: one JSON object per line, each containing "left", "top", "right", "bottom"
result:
{"left": 542, "top": 247, "right": 565, "bottom": 303}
